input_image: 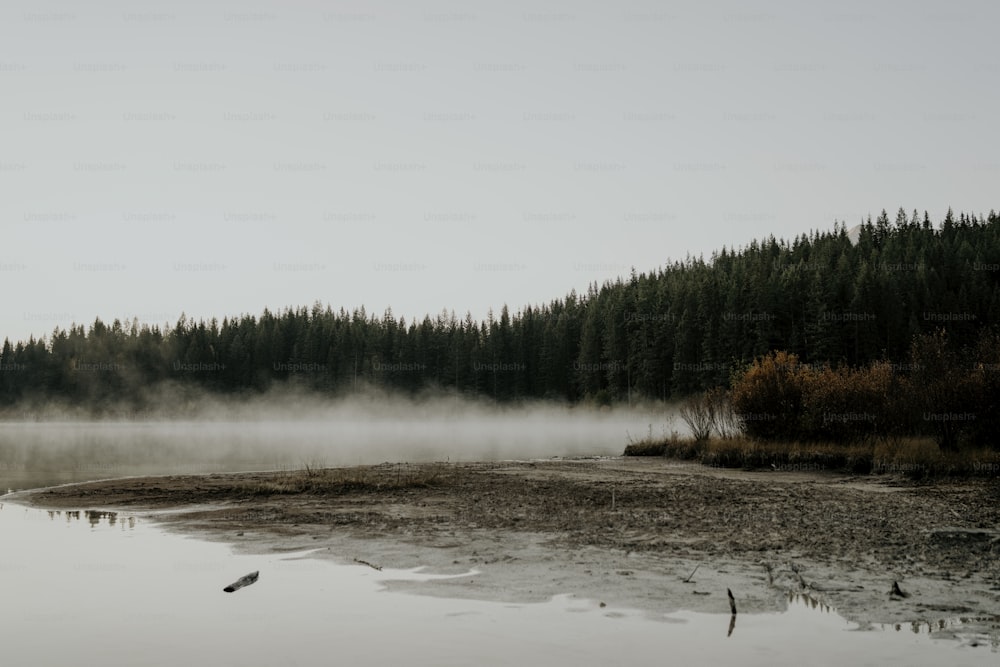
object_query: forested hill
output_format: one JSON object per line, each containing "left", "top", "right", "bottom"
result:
{"left": 1, "top": 208, "right": 998, "bottom": 411}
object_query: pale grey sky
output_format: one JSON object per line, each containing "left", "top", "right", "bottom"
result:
{"left": 2, "top": 0, "right": 997, "bottom": 343}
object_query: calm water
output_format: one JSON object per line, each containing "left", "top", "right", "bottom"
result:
{"left": 0, "top": 503, "right": 995, "bottom": 666}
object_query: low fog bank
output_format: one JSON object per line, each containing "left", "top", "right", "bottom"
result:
{"left": 0, "top": 387, "right": 681, "bottom": 491}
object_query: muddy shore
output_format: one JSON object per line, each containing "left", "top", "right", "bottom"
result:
{"left": 13, "top": 458, "right": 1000, "bottom": 641}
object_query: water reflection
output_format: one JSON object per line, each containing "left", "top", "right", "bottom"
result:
{"left": 87, "top": 510, "right": 116, "bottom": 527}
{"left": 0, "top": 504, "right": 996, "bottom": 666}
{"left": 728, "top": 593, "right": 834, "bottom": 638}
{"left": 883, "top": 616, "right": 1000, "bottom": 646}
{"left": 788, "top": 591, "right": 834, "bottom": 614}
{"left": 784, "top": 590, "right": 999, "bottom": 649}
{"left": 45, "top": 508, "right": 135, "bottom": 529}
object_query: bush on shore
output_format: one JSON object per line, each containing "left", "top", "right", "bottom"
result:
{"left": 624, "top": 434, "right": 1000, "bottom": 478}
{"left": 727, "top": 330, "right": 999, "bottom": 451}
{"left": 629, "top": 330, "right": 1000, "bottom": 476}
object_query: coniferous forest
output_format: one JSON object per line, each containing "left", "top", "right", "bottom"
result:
{"left": 1, "top": 208, "right": 998, "bottom": 419}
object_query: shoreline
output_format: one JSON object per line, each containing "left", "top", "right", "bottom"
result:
{"left": 8, "top": 458, "right": 1000, "bottom": 640}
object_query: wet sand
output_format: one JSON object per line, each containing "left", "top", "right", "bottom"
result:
{"left": 13, "top": 458, "right": 1000, "bottom": 640}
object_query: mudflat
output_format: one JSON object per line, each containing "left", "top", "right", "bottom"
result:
{"left": 16, "top": 458, "right": 1000, "bottom": 639}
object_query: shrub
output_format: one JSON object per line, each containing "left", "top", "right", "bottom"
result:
{"left": 725, "top": 332, "right": 999, "bottom": 451}
{"left": 678, "top": 387, "right": 742, "bottom": 442}
{"left": 963, "top": 330, "right": 1000, "bottom": 450}
{"left": 730, "top": 351, "right": 815, "bottom": 440}
{"left": 706, "top": 386, "right": 741, "bottom": 439}
{"left": 679, "top": 392, "right": 714, "bottom": 441}
{"left": 907, "top": 330, "right": 978, "bottom": 451}
{"left": 801, "top": 362, "right": 897, "bottom": 443}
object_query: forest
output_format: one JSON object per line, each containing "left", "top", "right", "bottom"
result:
{"left": 1, "top": 208, "right": 998, "bottom": 421}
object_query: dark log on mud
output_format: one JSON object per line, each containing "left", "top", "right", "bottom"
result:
{"left": 808, "top": 581, "right": 865, "bottom": 593}
{"left": 354, "top": 558, "right": 382, "bottom": 571}
{"left": 224, "top": 570, "right": 259, "bottom": 593}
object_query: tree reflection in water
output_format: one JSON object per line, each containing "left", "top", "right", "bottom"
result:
{"left": 45, "top": 508, "right": 134, "bottom": 529}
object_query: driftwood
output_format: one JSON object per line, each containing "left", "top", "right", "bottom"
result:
{"left": 890, "top": 581, "right": 910, "bottom": 598}
{"left": 223, "top": 570, "right": 259, "bottom": 593}
{"left": 808, "top": 581, "right": 864, "bottom": 593}
{"left": 354, "top": 558, "right": 382, "bottom": 571}
{"left": 727, "top": 588, "right": 737, "bottom": 637}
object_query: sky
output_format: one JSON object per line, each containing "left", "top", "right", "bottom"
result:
{"left": 2, "top": 0, "right": 998, "bottom": 344}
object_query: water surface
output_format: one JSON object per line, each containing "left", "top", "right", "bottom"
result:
{"left": 0, "top": 503, "right": 994, "bottom": 666}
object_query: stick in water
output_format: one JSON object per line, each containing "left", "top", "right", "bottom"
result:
{"left": 223, "top": 570, "right": 259, "bottom": 593}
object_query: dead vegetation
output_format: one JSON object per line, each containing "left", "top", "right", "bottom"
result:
{"left": 625, "top": 433, "right": 1000, "bottom": 478}
{"left": 235, "top": 462, "right": 447, "bottom": 496}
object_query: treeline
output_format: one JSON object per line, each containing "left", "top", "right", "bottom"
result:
{"left": 1, "top": 207, "right": 998, "bottom": 412}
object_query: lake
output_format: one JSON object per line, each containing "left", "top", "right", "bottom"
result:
{"left": 0, "top": 416, "right": 997, "bottom": 665}
{"left": 0, "top": 504, "right": 995, "bottom": 666}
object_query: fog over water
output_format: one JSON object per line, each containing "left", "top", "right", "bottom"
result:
{"left": 0, "top": 388, "right": 679, "bottom": 491}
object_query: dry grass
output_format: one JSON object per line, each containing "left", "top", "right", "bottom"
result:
{"left": 626, "top": 434, "right": 1000, "bottom": 478}
{"left": 696, "top": 438, "right": 874, "bottom": 473}
{"left": 871, "top": 438, "right": 1000, "bottom": 478}
{"left": 236, "top": 463, "right": 446, "bottom": 496}
{"left": 624, "top": 429, "right": 703, "bottom": 458}
{"left": 622, "top": 438, "right": 667, "bottom": 457}
{"left": 629, "top": 434, "right": 703, "bottom": 460}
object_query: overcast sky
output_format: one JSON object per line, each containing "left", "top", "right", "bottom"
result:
{"left": 2, "top": 0, "right": 997, "bottom": 343}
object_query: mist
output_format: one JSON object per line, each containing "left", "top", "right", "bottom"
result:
{"left": 0, "top": 386, "right": 681, "bottom": 492}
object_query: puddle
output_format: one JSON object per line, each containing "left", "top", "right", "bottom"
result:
{"left": 0, "top": 503, "right": 996, "bottom": 666}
